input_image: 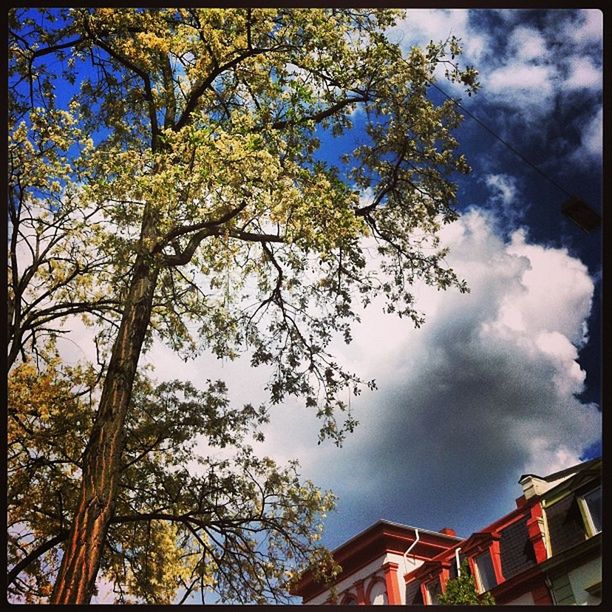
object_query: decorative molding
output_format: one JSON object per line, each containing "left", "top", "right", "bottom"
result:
{"left": 527, "top": 503, "right": 548, "bottom": 564}
{"left": 353, "top": 579, "right": 366, "bottom": 605}
{"left": 383, "top": 562, "right": 401, "bottom": 605}
{"left": 365, "top": 575, "right": 387, "bottom": 605}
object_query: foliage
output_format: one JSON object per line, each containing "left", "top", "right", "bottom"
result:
{"left": 9, "top": 7, "right": 477, "bottom": 441}
{"left": 8, "top": 357, "right": 337, "bottom": 604}
{"left": 7, "top": 98, "right": 120, "bottom": 369}
{"left": 438, "top": 562, "right": 496, "bottom": 606}
{"left": 8, "top": 7, "right": 478, "bottom": 603}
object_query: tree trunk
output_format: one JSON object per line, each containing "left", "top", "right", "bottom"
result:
{"left": 50, "top": 249, "right": 160, "bottom": 604}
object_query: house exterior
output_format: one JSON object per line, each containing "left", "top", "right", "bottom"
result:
{"left": 535, "top": 459, "right": 602, "bottom": 605}
{"left": 292, "top": 458, "right": 601, "bottom": 605}
{"left": 291, "top": 521, "right": 462, "bottom": 605}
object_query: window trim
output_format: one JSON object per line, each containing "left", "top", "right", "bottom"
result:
{"left": 577, "top": 485, "right": 601, "bottom": 537}
{"left": 340, "top": 593, "right": 358, "bottom": 605}
{"left": 462, "top": 533, "right": 504, "bottom": 595}
{"left": 424, "top": 577, "right": 442, "bottom": 605}
{"left": 472, "top": 550, "right": 498, "bottom": 593}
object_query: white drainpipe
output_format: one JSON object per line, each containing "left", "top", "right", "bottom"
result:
{"left": 403, "top": 529, "right": 420, "bottom": 576}
{"left": 455, "top": 547, "right": 462, "bottom": 577}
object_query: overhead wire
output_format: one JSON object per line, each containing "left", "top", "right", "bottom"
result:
{"left": 428, "top": 80, "right": 574, "bottom": 199}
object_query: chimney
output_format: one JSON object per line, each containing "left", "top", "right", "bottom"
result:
{"left": 515, "top": 495, "right": 527, "bottom": 508}
{"left": 440, "top": 527, "right": 456, "bottom": 537}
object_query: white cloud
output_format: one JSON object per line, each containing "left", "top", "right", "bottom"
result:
{"left": 389, "top": 9, "right": 601, "bottom": 176}
{"left": 387, "top": 9, "right": 602, "bottom": 136}
{"left": 485, "top": 174, "right": 517, "bottom": 206}
{"left": 563, "top": 9, "right": 603, "bottom": 47}
{"left": 390, "top": 9, "right": 487, "bottom": 65}
{"left": 574, "top": 106, "right": 602, "bottom": 165}
{"left": 483, "top": 173, "right": 524, "bottom": 228}
{"left": 486, "top": 63, "right": 558, "bottom": 106}
{"left": 564, "top": 56, "right": 602, "bottom": 91}
{"left": 391, "top": 9, "right": 468, "bottom": 46}
{"left": 505, "top": 229, "right": 593, "bottom": 346}
{"left": 508, "top": 25, "right": 548, "bottom": 62}
{"left": 262, "top": 209, "right": 601, "bottom": 545}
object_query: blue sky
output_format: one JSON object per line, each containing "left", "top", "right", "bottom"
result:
{"left": 28, "top": 7, "right": 602, "bottom": 601}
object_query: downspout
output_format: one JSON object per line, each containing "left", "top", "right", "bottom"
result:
{"left": 455, "top": 547, "right": 462, "bottom": 577}
{"left": 403, "top": 528, "right": 420, "bottom": 576}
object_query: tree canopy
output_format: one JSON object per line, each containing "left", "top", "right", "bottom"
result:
{"left": 8, "top": 7, "right": 478, "bottom": 603}
{"left": 8, "top": 358, "right": 338, "bottom": 603}
{"left": 438, "top": 562, "right": 496, "bottom": 605}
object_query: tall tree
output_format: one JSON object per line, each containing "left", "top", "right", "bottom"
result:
{"left": 9, "top": 8, "right": 478, "bottom": 603}
{"left": 8, "top": 357, "right": 339, "bottom": 603}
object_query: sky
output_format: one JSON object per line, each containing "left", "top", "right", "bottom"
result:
{"left": 261, "top": 8, "right": 603, "bottom": 545}
{"left": 40, "top": 6, "right": 603, "bottom": 599}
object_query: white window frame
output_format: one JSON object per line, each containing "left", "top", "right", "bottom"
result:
{"left": 578, "top": 485, "right": 601, "bottom": 537}
{"left": 473, "top": 550, "right": 497, "bottom": 593}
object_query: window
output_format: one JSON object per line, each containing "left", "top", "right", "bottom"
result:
{"left": 474, "top": 551, "right": 497, "bottom": 592}
{"left": 579, "top": 486, "right": 601, "bottom": 536}
{"left": 425, "top": 579, "right": 441, "bottom": 605}
{"left": 405, "top": 580, "right": 423, "bottom": 605}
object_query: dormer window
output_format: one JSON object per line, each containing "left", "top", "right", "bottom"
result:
{"left": 474, "top": 550, "right": 498, "bottom": 592}
{"left": 578, "top": 485, "right": 601, "bottom": 536}
{"left": 424, "top": 578, "right": 441, "bottom": 605}
{"left": 460, "top": 532, "right": 504, "bottom": 595}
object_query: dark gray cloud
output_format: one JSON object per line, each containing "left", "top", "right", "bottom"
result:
{"left": 275, "top": 210, "right": 601, "bottom": 549}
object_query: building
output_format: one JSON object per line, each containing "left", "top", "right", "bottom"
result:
{"left": 535, "top": 458, "right": 602, "bottom": 605}
{"left": 291, "top": 458, "right": 601, "bottom": 605}
{"left": 292, "top": 520, "right": 462, "bottom": 605}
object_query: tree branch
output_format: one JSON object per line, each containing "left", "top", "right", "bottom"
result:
{"left": 11, "top": 33, "right": 87, "bottom": 60}
{"left": 7, "top": 531, "right": 69, "bottom": 586}
{"left": 174, "top": 45, "right": 286, "bottom": 132}
{"left": 84, "top": 25, "right": 160, "bottom": 152}
{"left": 271, "top": 95, "right": 367, "bottom": 130}
{"left": 155, "top": 201, "right": 249, "bottom": 250}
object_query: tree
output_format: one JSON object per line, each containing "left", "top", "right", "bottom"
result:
{"left": 8, "top": 356, "right": 339, "bottom": 603}
{"left": 8, "top": 8, "right": 478, "bottom": 603}
{"left": 7, "top": 91, "right": 120, "bottom": 370}
{"left": 438, "top": 562, "right": 496, "bottom": 605}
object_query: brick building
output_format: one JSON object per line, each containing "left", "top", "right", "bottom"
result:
{"left": 292, "top": 458, "right": 601, "bottom": 605}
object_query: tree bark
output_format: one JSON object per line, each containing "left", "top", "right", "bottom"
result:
{"left": 50, "top": 226, "right": 160, "bottom": 603}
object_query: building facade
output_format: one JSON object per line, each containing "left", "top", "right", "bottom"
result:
{"left": 292, "top": 458, "right": 601, "bottom": 605}
{"left": 292, "top": 521, "right": 462, "bottom": 605}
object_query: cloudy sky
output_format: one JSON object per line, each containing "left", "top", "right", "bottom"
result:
{"left": 276, "top": 7, "right": 602, "bottom": 546}
{"left": 60, "top": 8, "right": 602, "bottom": 559}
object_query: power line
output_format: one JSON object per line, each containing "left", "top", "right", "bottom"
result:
{"left": 428, "top": 80, "right": 600, "bottom": 231}
{"left": 428, "top": 80, "right": 573, "bottom": 199}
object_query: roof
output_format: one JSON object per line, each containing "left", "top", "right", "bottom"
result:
{"left": 330, "top": 519, "right": 463, "bottom": 556}
{"left": 404, "top": 496, "right": 541, "bottom": 583}
{"left": 292, "top": 520, "right": 462, "bottom": 601}
{"left": 518, "top": 457, "right": 601, "bottom": 484}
